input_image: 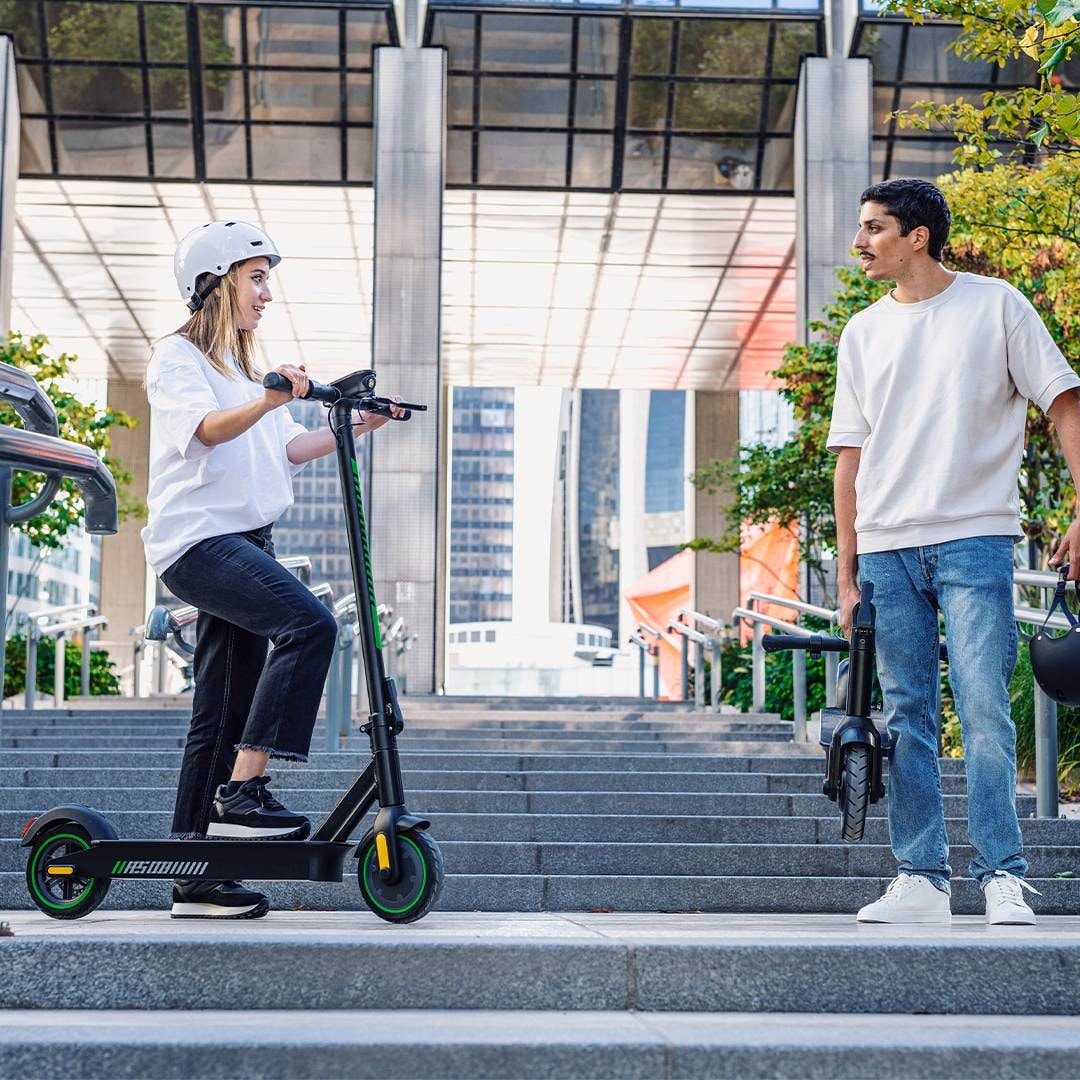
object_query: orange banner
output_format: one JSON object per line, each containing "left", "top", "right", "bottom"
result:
{"left": 624, "top": 549, "right": 692, "bottom": 700}
{"left": 739, "top": 522, "right": 801, "bottom": 644}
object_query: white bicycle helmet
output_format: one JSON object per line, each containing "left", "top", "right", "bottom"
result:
{"left": 174, "top": 220, "right": 281, "bottom": 312}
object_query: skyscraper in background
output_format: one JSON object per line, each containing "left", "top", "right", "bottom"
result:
{"left": 273, "top": 398, "right": 359, "bottom": 601}
{"left": 449, "top": 388, "right": 514, "bottom": 624}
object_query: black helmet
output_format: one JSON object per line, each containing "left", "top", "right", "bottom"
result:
{"left": 1028, "top": 565, "right": 1080, "bottom": 708}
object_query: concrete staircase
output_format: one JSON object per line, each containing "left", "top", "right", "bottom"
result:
{"left": 2, "top": 697, "right": 1080, "bottom": 1077}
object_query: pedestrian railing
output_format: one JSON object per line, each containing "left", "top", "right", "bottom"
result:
{"left": 628, "top": 622, "right": 662, "bottom": 699}
{"left": 0, "top": 361, "right": 118, "bottom": 727}
{"left": 23, "top": 603, "right": 108, "bottom": 709}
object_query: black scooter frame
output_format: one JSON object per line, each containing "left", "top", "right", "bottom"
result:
{"left": 22, "top": 369, "right": 430, "bottom": 893}
{"left": 762, "top": 581, "right": 891, "bottom": 810}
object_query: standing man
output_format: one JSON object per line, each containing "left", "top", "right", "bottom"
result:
{"left": 826, "top": 178, "right": 1080, "bottom": 926}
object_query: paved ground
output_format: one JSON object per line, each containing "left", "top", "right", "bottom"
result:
{"left": 5, "top": 908, "right": 1080, "bottom": 942}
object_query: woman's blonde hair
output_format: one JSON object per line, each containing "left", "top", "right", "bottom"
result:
{"left": 175, "top": 259, "right": 261, "bottom": 380}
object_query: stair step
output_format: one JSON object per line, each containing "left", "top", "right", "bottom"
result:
{"left": 6, "top": 837, "right": 1077, "bottom": 877}
{"left": 0, "top": 786, "right": 1035, "bottom": 818}
{"left": 2, "top": 912, "right": 1079, "bottom": 1013}
{"left": 0, "top": 767, "right": 972, "bottom": 795}
{"left": 2, "top": 1008, "right": 1078, "bottom": 1079}
{"left": 4, "top": 810, "right": 1073, "bottom": 844}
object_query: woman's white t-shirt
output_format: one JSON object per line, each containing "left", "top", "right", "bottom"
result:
{"left": 141, "top": 334, "right": 308, "bottom": 576}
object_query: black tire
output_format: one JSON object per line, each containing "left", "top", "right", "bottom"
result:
{"left": 839, "top": 745, "right": 872, "bottom": 843}
{"left": 25, "top": 825, "right": 110, "bottom": 920}
{"left": 357, "top": 829, "right": 444, "bottom": 924}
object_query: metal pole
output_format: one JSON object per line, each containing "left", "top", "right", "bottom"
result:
{"left": 680, "top": 633, "right": 689, "bottom": 701}
{"left": 53, "top": 631, "right": 65, "bottom": 707}
{"left": 155, "top": 641, "right": 167, "bottom": 694}
{"left": 638, "top": 644, "right": 645, "bottom": 699}
{"left": 652, "top": 647, "right": 660, "bottom": 699}
{"left": 694, "top": 639, "right": 704, "bottom": 711}
{"left": 132, "top": 640, "right": 142, "bottom": 698}
{"left": 24, "top": 623, "right": 36, "bottom": 710}
{"left": 710, "top": 639, "right": 721, "bottom": 713}
{"left": 824, "top": 653, "right": 838, "bottom": 708}
{"left": 752, "top": 622, "right": 765, "bottom": 712}
{"left": 0, "top": 468, "right": 10, "bottom": 716}
{"left": 1035, "top": 686, "right": 1059, "bottom": 819}
{"left": 81, "top": 627, "right": 91, "bottom": 699}
{"left": 339, "top": 626, "right": 353, "bottom": 737}
{"left": 792, "top": 649, "right": 807, "bottom": 742}
{"left": 325, "top": 643, "right": 340, "bottom": 754}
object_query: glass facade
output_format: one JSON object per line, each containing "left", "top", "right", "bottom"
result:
{"left": 6, "top": 0, "right": 394, "bottom": 183}
{"left": 449, "top": 387, "right": 514, "bottom": 623}
{"left": 429, "top": 9, "right": 823, "bottom": 193}
{"left": 272, "top": 398, "right": 363, "bottom": 602}
{"left": 644, "top": 389, "right": 685, "bottom": 514}
{"left": 852, "top": 19, "right": 1039, "bottom": 181}
{"left": 577, "top": 389, "right": 620, "bottom": 635}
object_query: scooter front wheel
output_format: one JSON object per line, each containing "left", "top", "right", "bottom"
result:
{"left": 357, "top": 829, "right": 444, "bottom": 923}
{"left": 26, "top": 825, "right": 110, "bottom": 920}
{"left": 839, "top": 745, "right": 872, "bottom": 843}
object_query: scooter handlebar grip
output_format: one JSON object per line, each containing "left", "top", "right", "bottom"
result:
{"left": 262, "top": 372, "right": 339, "bottom": 404}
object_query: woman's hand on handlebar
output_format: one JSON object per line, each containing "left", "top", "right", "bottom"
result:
{"left": 358, "top": 396, "right": 406, "bottom": 432}
{"left": 838, "top": 581, "right": 861, "bottom": 638}
{"left": 264, "top": 364, "right": 309, "bottom": 408}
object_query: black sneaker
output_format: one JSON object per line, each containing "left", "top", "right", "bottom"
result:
{"left": 206, "top": 775, "right": 310, "bottom": 840}
{"left": 171, "top": 879, "right": 269, "bottom": 920}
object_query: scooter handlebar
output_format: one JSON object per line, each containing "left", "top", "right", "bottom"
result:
{"left": 263, "top": 371, "right": 340, "bottom": 404}
{"left": 762, "top": 634, "right": 849, "bottom": 654}
{"left": 763, "top": 632, "right": 948, "bottom": 661}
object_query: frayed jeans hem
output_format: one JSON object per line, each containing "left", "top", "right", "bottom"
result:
{"left": 235, "top": 742, "right": 309, "bottom": 763}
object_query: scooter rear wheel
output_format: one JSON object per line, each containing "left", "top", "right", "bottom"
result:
{"left": 839, "top": 745, "right": 872, "bottom": 843}
{"left": 357, "top": 829, "right": 444, "bottom": 923}
{"left": 25, "top": 825, "right": 110, "bottom": 920}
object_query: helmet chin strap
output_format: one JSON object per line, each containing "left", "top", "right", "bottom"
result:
{"left": 187, "top": 275, "right": 222, "bottom": 313}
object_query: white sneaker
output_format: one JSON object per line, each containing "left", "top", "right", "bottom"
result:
{"left": 857, "top": 874, "right": 952, "bottom": 925}
{"left": 982, "top": 871, "right": 1039, "bottom": 926}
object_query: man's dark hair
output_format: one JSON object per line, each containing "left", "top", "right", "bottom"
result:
{"left": 859, "top": 178, "right": 951, "bottom": 262}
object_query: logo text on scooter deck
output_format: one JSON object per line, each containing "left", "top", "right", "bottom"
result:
{"left": 111, "top": 860, "right": 210, "bottom": 876}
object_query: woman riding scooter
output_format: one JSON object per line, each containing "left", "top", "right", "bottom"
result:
{"left": 141, "top": 221, "right": 403, "bottom": 919}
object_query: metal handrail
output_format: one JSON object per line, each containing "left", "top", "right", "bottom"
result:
{"left": 678, "top": 608, "right": 723, "bottom": 632}
{"left": 25, "top": 610, "right": 108, "bottom": 710}
{"left": 26, "top": 601, "right": 97, "bottom": 624}
{"left": 747, "top": 592, "right": 838, "bottom": 622}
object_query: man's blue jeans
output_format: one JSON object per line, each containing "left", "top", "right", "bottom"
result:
{"left": 858, "top": 535, "right": 1027, "bottom": 892}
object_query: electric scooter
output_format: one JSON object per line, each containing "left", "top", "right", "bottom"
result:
{"left": 22, "top": 369, "right": 445, "bottom": 923}
{"left": 762, "top": 581, "right": 892, "bottom": 842}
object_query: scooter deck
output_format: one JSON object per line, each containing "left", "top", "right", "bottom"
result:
{"left": 48, "top": 840, "right": 353, "bottom": 883}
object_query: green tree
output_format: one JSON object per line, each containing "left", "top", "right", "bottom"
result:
{"left": 688, "top": 268, "right": 889, "bottom": 603}
{"left": 3, "top": 633, "right": 120, "bottom": 699}
{"left": 880, "top": 0, "right": 1080, "bottom": 159}
{"left": 1, "top": 331, "right": 142, "bottom": 549}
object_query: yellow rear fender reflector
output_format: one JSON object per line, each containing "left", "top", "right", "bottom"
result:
{"left": 375, "top": 833, "right": 390, "bottom": 870}
{"left": 47, "top": 866, "right": 74, "bottom": 875}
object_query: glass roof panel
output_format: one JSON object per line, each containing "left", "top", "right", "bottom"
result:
{"left": 12, "top": 181, "right": 795, "bottom": 391}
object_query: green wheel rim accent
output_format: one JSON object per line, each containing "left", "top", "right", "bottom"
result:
{"left": 29, "top": 833, "right": 94, "bottom": 911}
{"left": 361, "top": 834, "right": 427, "bottom": 915}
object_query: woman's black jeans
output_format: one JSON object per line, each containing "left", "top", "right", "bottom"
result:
{"left": 160, "top": 526, "right": 338, "bottom": 839}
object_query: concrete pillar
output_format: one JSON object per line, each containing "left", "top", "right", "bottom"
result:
{"left": 793, "top": 17, "right": 872, "bottom": 340}
{"left": 369, "top": 34, "right": 446, "bottom": 694}
{"left": 0, "top": 36, "right": 19, "bottom": 335}
{"left": 617, "top": 390, "right": 649, "bottom": 646}
{"left": 693, "top": 391, "right": 741, "bottom": 623}
{"left": 97, "top": 381, "right": 151, "bottom": 681}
